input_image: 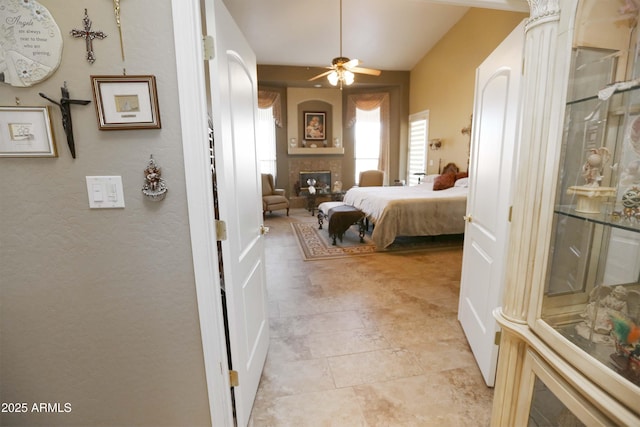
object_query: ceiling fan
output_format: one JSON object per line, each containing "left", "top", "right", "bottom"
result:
{"left": 308, "top": 0, "right": 381, "bottom": 88}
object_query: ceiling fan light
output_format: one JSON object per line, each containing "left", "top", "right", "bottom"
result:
{"left": 327, "top": 71, "right": 339, "bottom": 86}
{"left": 344, "top": 70, "right": 355, "bottom": 85}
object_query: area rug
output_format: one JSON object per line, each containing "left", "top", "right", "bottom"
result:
{"left": 291, "top": 221, "right": 464, "bottom": 261}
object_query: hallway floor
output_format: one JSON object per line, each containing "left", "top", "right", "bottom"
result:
{"left": 249, "top": 209, "right": 493, "bottom": 426}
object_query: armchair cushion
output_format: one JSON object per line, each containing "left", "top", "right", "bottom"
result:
{"left": 261, "top": 174, "right": 274, "bottom": 196}
{"left": 359, "top": 170, "right": 384, "bottom": 187}
{"left": 261, "top": 173, "right": 289, "bottom": 216}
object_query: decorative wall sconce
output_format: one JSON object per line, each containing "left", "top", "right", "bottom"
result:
{"left": 461, "top": 115, "right": 472, "bottom": 136}
{"left": 429, "top": 139, "right": 442, "bottom": 150}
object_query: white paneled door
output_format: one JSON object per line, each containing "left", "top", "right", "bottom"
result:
{"left": 458, "top": 20, "right": 525, "bottom": 387}
{"left": 203, "top": 0, "right": 269, "bottom": 425}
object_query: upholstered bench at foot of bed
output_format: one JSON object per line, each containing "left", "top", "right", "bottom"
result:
{"left": 317, "top": 202, "right": 343, "bottom": 230}
{"left": 317, "top": 202, "right": 366, "bottom": 245}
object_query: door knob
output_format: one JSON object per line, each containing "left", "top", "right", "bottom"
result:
{"left": 463, "top": 215, "right": 472, "bottom": 223}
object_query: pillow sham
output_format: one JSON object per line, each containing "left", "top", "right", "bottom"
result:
{"left": 422, "top": 174, "right": 440, "bottom": 183}
{"left": 441, "top": 162, "right": 459, "bottom": 175}
{"left": 455, "top": 171, "right": 468, "bottom": 180}
{"left": 433, "top": 173, "right": 456, "bottom": 190}
{"left": 454, "top": 177, "right": 469, "bottom": 187}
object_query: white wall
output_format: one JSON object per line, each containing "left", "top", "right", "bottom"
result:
{"left": 0, "top": 1, "right": 211, "bottom": 425}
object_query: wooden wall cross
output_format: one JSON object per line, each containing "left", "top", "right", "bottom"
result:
{"left": 70, "top": 9, "right": 107, "bottom": 64}
{"left": 39, "top": 82, "right": 91, "bottom": 159}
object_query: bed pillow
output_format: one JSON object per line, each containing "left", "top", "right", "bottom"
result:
{"left": 432, "top": 173, "right": 456, "bottom": 190}
{"left": 441, "top": 162, "right": 459, "bottom": 175}
{"left": 455, "top": 171, "right": 468, "bottom": 181}
{"left": 422, "top": 174, "right": 440, "bottom": 184}
{"left": 454, "top": 177, "right": 469, "bottom": 187}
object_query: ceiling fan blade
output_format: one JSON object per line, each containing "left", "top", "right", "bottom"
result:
{"left": 350, "top": 66, "right": 382, "bottom": 76}
{"left": 308, "top": 70, "right": 333, "bottom": 81}
{"left": 343, "top": 58, "right": 360, "bottom": 68}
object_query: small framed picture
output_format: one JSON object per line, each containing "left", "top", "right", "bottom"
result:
{"left": 304, "top": 112, "right": 326, "bottom": 140}
{"left": 0, "top": 106, "right": 57, "bottom": 157}
{"left": 91, "top": 75, "right": 161, "bottom": 130}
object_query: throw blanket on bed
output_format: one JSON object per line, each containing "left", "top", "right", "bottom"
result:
{"left": 343, "top": 183, "right": 468, "bottom": 248}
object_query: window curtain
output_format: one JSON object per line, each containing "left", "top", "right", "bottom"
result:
{"left": 257, "top": 90, "right": 282, "bottom": 128}
{"left": 256, "top": 107, "right": 277, "bottom": 178}
{"left": 346, "top": 93, "right": 390, "bottom": 176}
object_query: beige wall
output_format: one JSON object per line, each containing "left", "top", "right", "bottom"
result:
{"left": 0, "top": 1, "right": 211, "bottom": 426}
{"left": 410, "top": 8, "right": 528, "bottom": 174}
{"left": 258, "top": 66, "right": 410, "bottom": 192}
{"left": 287, "top": 87, "right": 343, "bottom": 148}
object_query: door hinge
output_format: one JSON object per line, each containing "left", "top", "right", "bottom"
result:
{"left": 229, "top": 370, "right": 239, "bottom": 387}
{"left": 203, "top": 35, "right": 215, "bottom": 60}
{"left": 508, "top": 206, "right": 513, "bottom": 222}
{"left": 215, "top": 219, "right": 227, "bottom": 241}
{"left": 494, "top": 331, "right": 502, "bottom": 346}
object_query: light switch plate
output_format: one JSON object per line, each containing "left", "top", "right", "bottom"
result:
{"left": 86, "top": 176, "right": 125, "bottom": 208}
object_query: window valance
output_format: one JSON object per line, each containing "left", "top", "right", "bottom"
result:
{"left": 346, "top": 93, "right": 389, "bottom": 128}
{"left": 257, "top": 90, "right": 282, "bottom": 128}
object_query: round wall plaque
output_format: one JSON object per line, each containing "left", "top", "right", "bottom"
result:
{"left": 0, "top": 0, "right": 63, "bottom": 87}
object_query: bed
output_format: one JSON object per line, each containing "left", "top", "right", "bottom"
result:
{"left": 342, "top": 178, "right": 468, "bottom": 248}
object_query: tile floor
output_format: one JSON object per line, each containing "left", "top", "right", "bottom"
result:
{"left": 249, "top": 209, "right": 493, "bottom": 426}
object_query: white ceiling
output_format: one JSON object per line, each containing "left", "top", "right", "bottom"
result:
{"left": 222, "top": 0, "right": 529, "bottom": 72}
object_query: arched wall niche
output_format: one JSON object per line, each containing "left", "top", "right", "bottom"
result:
{"left": 286, "top": 88, "right": 342, "bottom": 147}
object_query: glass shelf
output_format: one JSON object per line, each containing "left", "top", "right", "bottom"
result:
{"left": 555, "top": 205, "right": 640, "bottom": 234}
{"left": 566, "top": 83, "right": 640, "bottom": 106}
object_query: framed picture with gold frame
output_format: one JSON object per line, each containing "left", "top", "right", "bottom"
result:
{"left": 304, "top": 111, "right": 326, "bottom": 140}
{"left": 90, "top": 75, "right": 161, "bottom": 130}
{"left": 0, "top": 106, "right": 57, "bottom": 157}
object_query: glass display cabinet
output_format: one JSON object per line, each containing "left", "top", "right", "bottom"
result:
{"left": 492, "top": 0, "right": 640, "bottom": 425}
{"left": 543, "top": 5, "right": 640, "bottom": 388}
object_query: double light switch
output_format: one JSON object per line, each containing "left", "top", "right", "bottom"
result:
{"left": 86, "top": 176, "right": 125, "bottom": 208}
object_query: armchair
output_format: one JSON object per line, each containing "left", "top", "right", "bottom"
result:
{"left": 261, "top": 174, "right": 289, "bottom": 217}
{"left": 358, "top": 170, "right": 384, "bottom": 187}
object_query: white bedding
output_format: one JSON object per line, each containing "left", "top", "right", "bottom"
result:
{"left": 343, "top": 183, "right": 468, "bottom": 248}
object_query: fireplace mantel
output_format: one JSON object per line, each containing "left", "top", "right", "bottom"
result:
{"left": 288, "top": 147, "right": 344, "bottom": 155}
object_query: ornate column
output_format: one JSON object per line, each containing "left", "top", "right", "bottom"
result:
{"left": 501, "top": 0, "right": 564, "bottom": 324}
{"left": 491, "top": 1, "right": 573, "bottom": 425}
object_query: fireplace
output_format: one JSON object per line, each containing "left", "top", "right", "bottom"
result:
{"left": 289, "top": 159, "right": 341, "bottom": 197}
{"left": 300, "top": 170, "right": 331, "bottom": 192}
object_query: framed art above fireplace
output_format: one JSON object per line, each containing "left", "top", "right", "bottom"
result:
{"left": 303, "top": 112, "right": 326, "bottom": 140}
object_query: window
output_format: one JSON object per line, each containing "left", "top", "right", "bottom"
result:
{"left": 256, "top": 105, "right": 277, "bottom": 179}
{"left": 408, "top": 111, "right": 429, "bottom": 186}
{"left": 354, "top": 106, "right": 381, "bottom": 183}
